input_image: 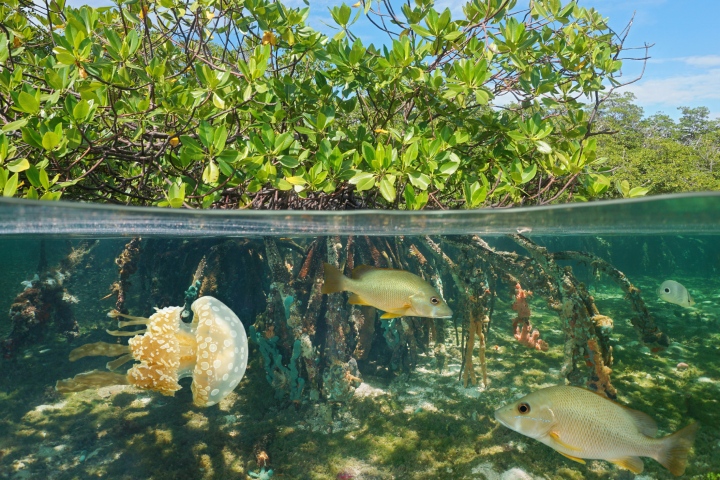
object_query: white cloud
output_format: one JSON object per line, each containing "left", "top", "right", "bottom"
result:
{"left": 624, "top": 68, "right": 720, "bottom": 105}
{"left": 681, "top": 55, "right": 720, "bottom": 68}
{"left": 648, "top": 55, "right": 720, "bottom": 68}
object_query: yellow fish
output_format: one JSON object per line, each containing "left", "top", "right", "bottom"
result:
{"left": 494, "top": 385, "right": 698, "bottom": 476}
{"left": 322, "top": 263, "right": 452, "bottom": 319}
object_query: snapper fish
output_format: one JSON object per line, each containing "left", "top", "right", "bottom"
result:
{"left": 657, "top": 280, "right": 695, "bottom": 307}
{"left": 494, "top": 385, "right": 698, "bottom": 476}
{"left": 322, "top": 263, "right": 452, "bottom": 319}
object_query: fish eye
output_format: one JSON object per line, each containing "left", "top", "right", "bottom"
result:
{"left": 664, "top": 288, "right": 670, "bottom": 293}
{"left": 517, "top": 402, "right": 531, "bottom": 414}
{"left": 430, "top": 297, "right": 440, "bottom": 305}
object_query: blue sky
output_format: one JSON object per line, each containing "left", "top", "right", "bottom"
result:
{"left": 299, "top": 0, "right": 720, "bottom": 119}
{"left": 68, "top": 0, "right": 720, "bottom": 119}
{"left": 590, "top": 0, "right": 720, "bottom": 119}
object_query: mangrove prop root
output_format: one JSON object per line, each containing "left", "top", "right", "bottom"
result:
{"left": 113, "top": 238, "right": 141, "bottom": 313}
{"left": 510, "top": 234, "right": 617, "bottom": 398}
{"left": 462, "top": 314, "right": 489, "bottom": 387}
{"left": 298, "top": 241, "right": 319, "bottom": 280}
{"left": 2, "top": 240, "right": 97, "bottom": 358}
{"left": 352, "top": 305, "right": 376, "bottom": 360}
{"left": 552, "top": 250, "right": 669, "bottom": 350}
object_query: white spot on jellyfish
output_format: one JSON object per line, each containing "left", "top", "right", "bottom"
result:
{"left": 228, "top": 363, "right": 233, "bottom": 370}
{"left": 234, "top": 347, "right": 239, "bottom": 353}
{"left": 223, "top": 374, "right": 229, "bottom": 381}
{"left": 201, "top": 362, "right": 209, "bottom": 370}
{"left": 212, "top": 306, "right": 220, "bottom": 312}
{"left": 234, "top": 367, "right": 239, "bottom": 372}
{"left": 224, "top": 339, "right": 232, "bottom": 347}
{"left": 209, "top": 344, "right": 217, "bottom": 353}
{"left": 202, "top": 351, "right": 209, "bottom": 359}
{"left": 213, "top": 359, "right": 221, "bottom": 369}
{"left": 211, "top": 388, "right": 220, "bottom": 396}
{"left": 230, "top": 330, "right": 237, "bottom": 338}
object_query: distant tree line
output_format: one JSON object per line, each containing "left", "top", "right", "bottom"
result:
{"left": 594, "top": 92, "right": 720, "bottom": 196}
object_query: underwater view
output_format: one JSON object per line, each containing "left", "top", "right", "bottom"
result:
{"left": 1, "top": 194, "right": 719, "bottom": 480}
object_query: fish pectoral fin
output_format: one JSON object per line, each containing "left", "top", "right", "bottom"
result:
{"left": 610, "top": 456, "right": 644, "bottom": 474}
{"left": 550, "top": 431, "right": 582, "bottom": 452}
{"left": 380, "top": 311, "right": 405, "bottom": 319}
{"left": 558, "top": 452, "right": 586, "bottom": 465}
{"left": 348, "top": 294, "right": 371, "bottom": 306}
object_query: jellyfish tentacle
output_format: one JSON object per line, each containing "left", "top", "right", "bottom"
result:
{"left": 106, "top": 353, "right": 135, "bottom": 371}
{"left": 106, "top": 329, "right": 146, "bottom": 337}
{"left": 68, "top": 341, "right": 131, "bottom": 361}
{"left": 55, "top": 370, "right": 129, "bottom": 393}
{"left": 117, "top": 319, "right": 151, "bottom": 328}
{"left": 107, "top": 310, "right": 149, "bottom": 323}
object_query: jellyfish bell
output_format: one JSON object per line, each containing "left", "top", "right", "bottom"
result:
{"left": 56, "top": 296, "right": 248, "bottom": 407}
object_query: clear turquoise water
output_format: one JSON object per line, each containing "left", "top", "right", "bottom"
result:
{"left": 0, "top": 194, "right": 718, "bottom": 479}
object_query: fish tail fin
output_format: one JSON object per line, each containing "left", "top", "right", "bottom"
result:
{"left": 656, "top": 422, "right": 699, "bottom": 476}
{"left": 322, "top": 263, "right": 346, "bottom": 294}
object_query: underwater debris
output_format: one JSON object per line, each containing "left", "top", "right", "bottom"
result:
{"left": 56, "top": 296, "right": 248, "bottom": 407}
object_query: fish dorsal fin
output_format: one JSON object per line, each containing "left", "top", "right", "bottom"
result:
{"left": 348, "top": 293, "right": 371, "bottom": 306}
{"left": 351, "top": 265, "right": 376, "bottom": 279}
{"left": 610, "top": 456, "right": 644, "bottom": 474}
{"left": 620, "top": 405, "right": 658, "bottom": 437}
{"left": 558, "top": 452, "right": 586, "bottom": 465}
{"left": 550, "top": 431, "right": 582, "bottom": 452}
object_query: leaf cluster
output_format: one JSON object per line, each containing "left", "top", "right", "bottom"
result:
{"left": 0, "top": 0, "right": 642, "bottom": 208}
